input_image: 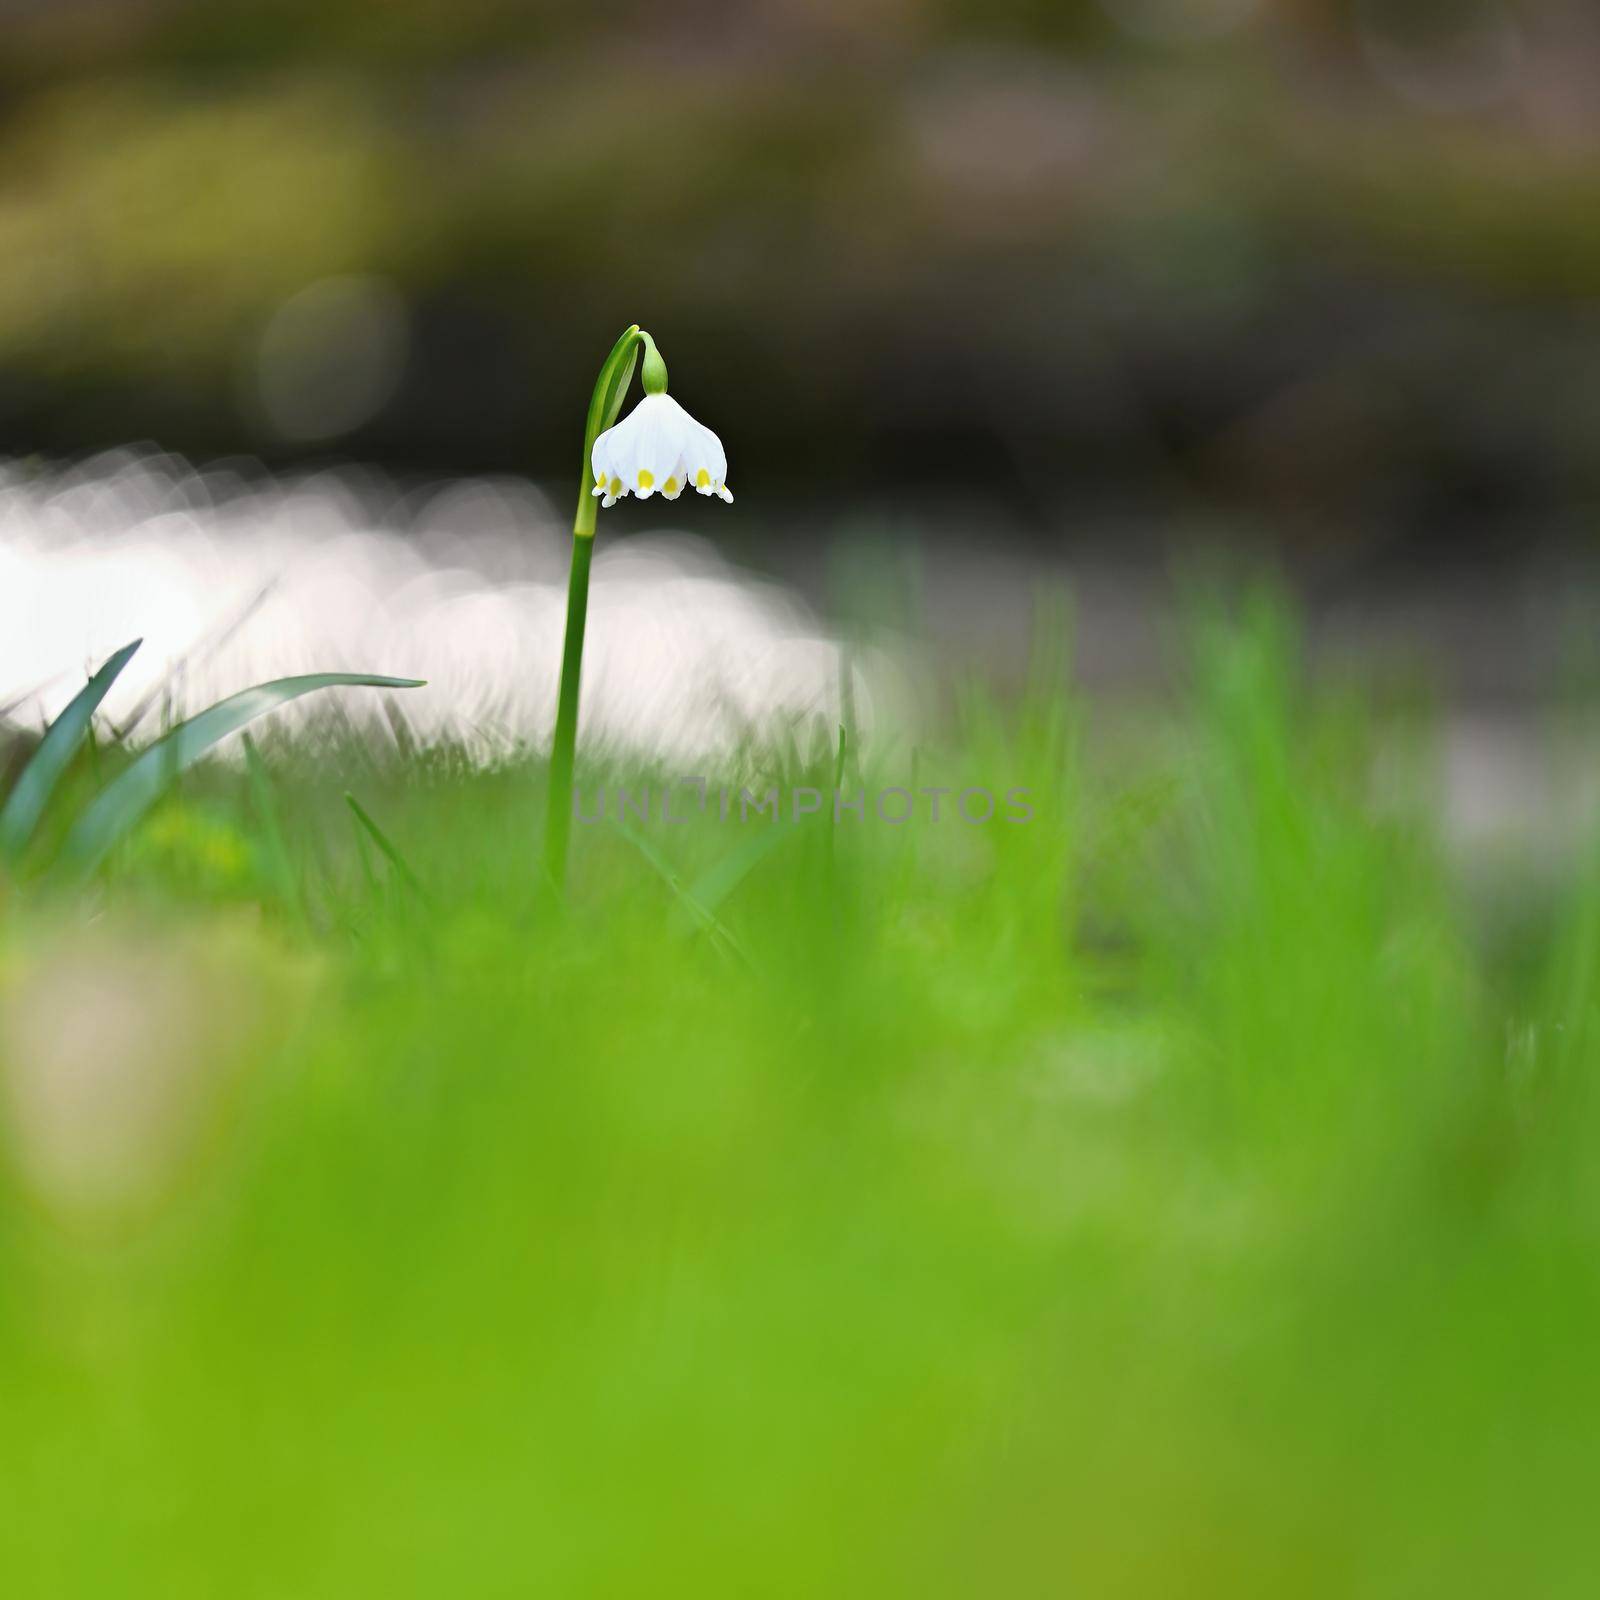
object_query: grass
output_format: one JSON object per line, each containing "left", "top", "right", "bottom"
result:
{"left": 1, "top": 591, "right": 1598, "bottom": 1596}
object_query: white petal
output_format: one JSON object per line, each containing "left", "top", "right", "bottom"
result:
{"left": 591, "top": 391, "right": 731, "bottom": 510}
{"left": 680, "top": 417, "right": 728, "bottom": 498}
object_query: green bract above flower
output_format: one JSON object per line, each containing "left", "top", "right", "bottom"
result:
{"left": 591, "top": 394, "right": 732, "bottom": 509}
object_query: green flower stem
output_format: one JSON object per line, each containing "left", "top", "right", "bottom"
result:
{"left": 544, "top": 530, "right": 593, "bottom": 891}
{"left": 546, "top": 323, "right": 660, "bottom": 891}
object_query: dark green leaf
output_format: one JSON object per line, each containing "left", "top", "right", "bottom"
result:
{"left": 57, "top": 672, "right": 424, "bottom": 878}
{"left": 0, "top": 638, "right": 141, "bottom": 866}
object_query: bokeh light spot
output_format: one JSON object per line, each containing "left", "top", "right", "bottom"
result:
{"left": 252, "top": 274, "right": 408, "bottom": 443}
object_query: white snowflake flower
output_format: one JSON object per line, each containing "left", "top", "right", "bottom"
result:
{"left": 591, "top": 393, "right": 733, "bottom": 508}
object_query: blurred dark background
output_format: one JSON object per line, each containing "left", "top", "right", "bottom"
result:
{"left": 0, "top": 0, "right": 1597, "bottom": 571}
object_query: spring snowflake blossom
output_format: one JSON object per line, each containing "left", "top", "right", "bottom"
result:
{"left": 591, "top": 394, "right": 733, "bottom": 508}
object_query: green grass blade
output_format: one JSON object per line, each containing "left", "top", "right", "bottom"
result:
{"left": 349, "top": 805, "right": 381, "bottom": 899}
{"left": 682, "top": 822, "right": 796, "bottom": 924}
{"left": 57, "top": 672, "right": 425, "bottom": 878}
{"left": 609, "top": 816, "right": 753, "bottom": 968}
{"left": 345, "top": 792, "right": 430, "bottom": 902}
{"left": 242, "top": 732, "right": 307, "bottom": 928}
{"left": 0, "top": 638, "right": 141, "bottom": 866}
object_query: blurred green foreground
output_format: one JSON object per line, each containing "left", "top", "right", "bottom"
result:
{"left": 2, "top": 600, "right": 1599, "bottom": 1597}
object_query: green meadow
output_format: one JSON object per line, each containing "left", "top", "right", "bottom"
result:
{"left": 1, "top": 593, "right": 1597, "bottom": 1596}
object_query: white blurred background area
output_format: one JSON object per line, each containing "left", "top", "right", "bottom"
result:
{"left": 0, "top": 448, "right": 860, "bottom": 767}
